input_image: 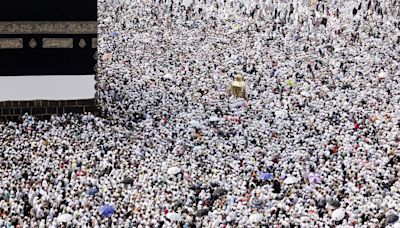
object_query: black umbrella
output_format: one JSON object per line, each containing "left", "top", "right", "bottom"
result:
{"left": 325, "top": 45, "right": 334, "bottom": 49}
{"left": 210, "top": 182, "right": 219, "bottom": 188}
{"left": 272, "top": 180, "right": 281, "bottom": 193}
{"left": 196, "top": 209, "right": 209, "bottom": 217}
{"left": 189, "top": 182, "right": 204, "bottom": 190}
{"left": 386, "top": 214, "right": 399, "bottom": 224}
{"left": 251, "top": 199, "right": 264, "bottom": 209}
{"left": 321, "top": 17, "right": 328, "bottom": 26}
{"left": 213, "top": 188, "right": 227, "bottom": 197}
{"left": 317, "top": 199, "right": 327, "bottom": 209}
{"left": 120, "top": 177, "right": 135, "bottom": 185}
{"left": 328, "top": 200, "right": 341, "bottom": 208}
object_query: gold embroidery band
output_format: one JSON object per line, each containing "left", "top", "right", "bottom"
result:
{"left": 0, "top": 38, "right": 23, "bottom": 49}
{"left": 0, "top": 21, "right": 97, "bottom": 34}
{"left": 42, "top": 38, "right": 73, "bottom": 48}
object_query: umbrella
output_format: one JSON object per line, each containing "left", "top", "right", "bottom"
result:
{"left": 57, "top": 213, "right": 73, "bottom": 223}
{"left": 189, "top": 120, "right": 202, "bottom": 128}
{"left": 275, "top": 110, "right": 286, "bottom": 118}
{"left": 283, "top": 176, "right": 299, "bottom": 185}
{"left": 259, "top": 172, "right": 273, "bottom": 181}
{"left": 378, "top": 71, "right": 388, "bottom": 79}
{"left": 99, "top": 205, "right": 116, "bottom": 217}
{"left": 332, "top": 208, "right": 345, "bottom": 221}
{"left": 293, "top": 34, "right": 302, "bottom": 41}
{"left": 251, "top": 199, "right": 264, "bottom": 208}
{"left": 328, "top": 200, "right": 341, "bottom": 208}
{"left": 213, "top": 188, "right": 227, "bottom": 197}
{"left": 111, "top": 31, "right": 119, "bottom": 37}
{"left": 272, "top": 179, "right": 281, "bottom": 193}
{"left": 210, "top": 182, "right": 219, "bottom": 187}
{"left": 317, "top": 199, "right": 327, "bottom": 209}
{"left": 120, "top": 177, "right": 135, "bottom": 185}
{"left": 189, "top": 183, "right": 202, "bottom": 190}
{"left": 192, "top": 146, "right": 204, "bottom": 153}
{"left": 86, "top": 187, "right": 99, "bottom": 196}
{"left": 166, "top": 212, "right": 183, "bottom": 221}
{"left": 182, "top": 0, "right": 193, "bottom": 7}
{"left": 196, "top": 208, "right": 209, "bottom": 217}
{"left": 321, "top": 17, "right": 328, "bottom": 26}
{"left": 325, "top": 45, "right": 335, "bottom": 51}
{"left": 307, "top": 173, "right": 321, "bottom": 184}
{"left": 248, "top": 213, "right": 263, "bottom": 223}
{"left": 386, "top": 214, "right": 399, "bottom": 224}
{"left": 300, "top": 91, "right": 310, "bottom": 97}
{"left": 209, "top": 116, "right": 221, "bottom": 122}
{"left": 163, "top": 73, "right": 173, "bottom": 80}
{"left": 167, "top": 167, "right": 181, "bottom": 175}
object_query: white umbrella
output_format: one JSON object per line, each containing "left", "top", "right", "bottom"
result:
{"left": 209, "top": 116, "right": 221, "bottom": 122}
{"left": 189, "top": 120, "right": 202, "bottom": 128}
{"left": 167, "top": 167, "right": 181, "bottom": 175}
{"left": 307, "top": 173, "right": 321, "bottom": 184}
{"left": 378, "top": 71, "right": 388, "bottom": 79}
{"left": 248, "top": 213, "right": 263, "bottom": 223}
{"left": 163, "top": 73, "right": 173, "bottom": 80}
{"left": 283, "top": 176, "right": 299, "bottom": 185}
{"left": 182, "top": 0, "right": 193, "bottom": 7}
{"left": 166, "top": 212, "right": 183, "bottom": 221}
{"left": 58, "top": 213, "right": 73, "bottom": 223}
{"left": 300, "top": 91, "right": 310, "bottom": 97}
{"left": 275, "top": 110, "right": 287, "bottom": 118}
{"left": 192, "top": 146, "right": 204, "bottom": 153}
{"left": 229, "top": 101, "right": 245, "bottom": 109}
{"left": 332, "top": 208, "right": 345, "bottom": 221}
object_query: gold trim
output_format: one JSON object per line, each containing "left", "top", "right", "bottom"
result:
{"left": 42, "top": 38, "right": 73, "bottom": 48}
{"left": 0, "top": 38, "right": 23, "bottom": 49}
{"left": 0, "top": 21, "right": 97, "bottom": 34}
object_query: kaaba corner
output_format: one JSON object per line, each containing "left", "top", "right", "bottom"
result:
{"left": 0, "top": 0, "right": 99, "bottom": 120}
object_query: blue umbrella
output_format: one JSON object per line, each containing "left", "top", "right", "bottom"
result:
{"left": 293, "top": 34, "right": 302, "bottom": 41}
{"left": 99, "top": 205, "right": 116, "bottom": 217}
{"left": 111, "top": 31, "right": 119, "bottom": 37}
{"left": 259, "top": 172, "right": 273, "bottom": 181}
{"left": 86, "top": 187, "right": 99, "bottom": 196}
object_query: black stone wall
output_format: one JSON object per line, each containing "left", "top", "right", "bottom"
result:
{"left": 0, "top": 34, "right": 97, "bottom": 76}
{"left": 0, "top": 0, "right": 97, "bottom": 21}
{"left": 0, "top": 99, "right": 99, "bottom": 121}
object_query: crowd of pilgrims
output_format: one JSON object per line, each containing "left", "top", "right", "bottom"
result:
{"left": 1, "top": 0, "right": 400, "bottom": 227}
